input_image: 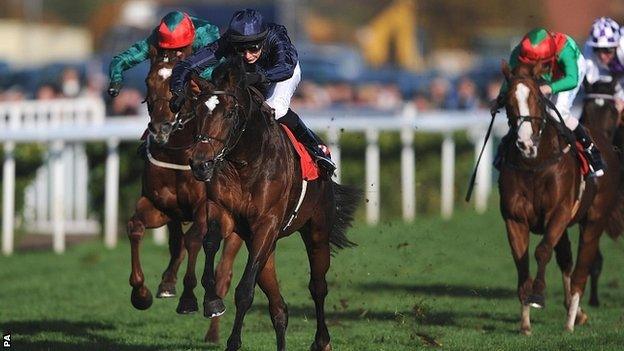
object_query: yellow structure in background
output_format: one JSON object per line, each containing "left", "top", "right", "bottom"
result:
{"left": 358, "top": 0, "right": 423, "bottom": 71}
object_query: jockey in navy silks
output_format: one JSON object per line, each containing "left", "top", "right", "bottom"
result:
{"left": 108, "top": 11, "right": 220, "bottom": 97}
{"left": 169, "top": 9, "right": 336, "bottom": 176}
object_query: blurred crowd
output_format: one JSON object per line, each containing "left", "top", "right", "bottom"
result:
{"left": 0, "top": 65, "right": 502, "bottom": 114}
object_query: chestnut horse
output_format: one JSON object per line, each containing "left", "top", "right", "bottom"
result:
{"left": 188, "top": 57, "right": 361, "bottom": 351}
{"left": 498, "top": 61, "right": 623, "bottom": 334}
{"left": 128, "top": 45, "right": 244, "bottom": 342}
{"left": 581, "top": 78, "right": 624, "bottom": 306}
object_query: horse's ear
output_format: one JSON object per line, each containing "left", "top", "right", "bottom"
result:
{"left": 532, "top": 61, "right": 544, "bottom": 78}
{"left": 501, "top": 60, "right": 512, "bottom": 82}
{"left": 148, "top": 45, "right": 158, "bottom": 63}
{"left": 189, "top": 74, "right": 214, "bottom": 96}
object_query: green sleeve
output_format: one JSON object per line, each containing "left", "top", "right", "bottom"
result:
{"left": 191, "top": 18, "right": 221, "bottom": 50}
{"left": 108, "top": 36, "right": 151, "bottom": 83}
{"left": 498, "top": 45, "right": 521, "bottom": 96}
{"left": 549, "top": 38, "right": 580, "bottom": 94}
{"left": 191, "top": 18, "right": 222, "bottom": 80}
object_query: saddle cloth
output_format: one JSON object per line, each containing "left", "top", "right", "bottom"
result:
{"left": 575, "top": 142, "right": 590, "bottom": 177}
{"left": 280, "top": 124, "right": 319, "bottom": 181}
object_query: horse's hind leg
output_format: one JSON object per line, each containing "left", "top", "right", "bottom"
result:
{"left": 205, "top": 233, "right": 244, "bottom": 344}
{"left": 257, "top": 253, "right": 289, "bottom": 351}
{"left": 128, "top": 197, "right": 169, "bottom": 310}
{"left": 554, "top": 230, "right": 573, "bottom": 308}
{"left": 301, "top": 222, "right": 333, "bottom": 351}
{"left": 567, "top": 221, "right": 603, "bottom": 331}
{"left": 157, "top": 221, "right": 186, "bottom": 298}
{"left": 505, "top": 219, "right": 532, "bottom": 335}
{"left": 588, "top": 247, "right": 603, "bottom": 307}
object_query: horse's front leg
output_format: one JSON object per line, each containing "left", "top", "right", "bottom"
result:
{"left": 529, "top": 210, "right": 570, "bottom": 309}
{"left": 226, "top": 220, "right": 278, "bottom": 351}
{"left": 128, "top": 196, "right": 170, "bottom": 310}
{"left": 205, "top": 233, "right": 244, "bottom": 344}
{"left": 505, "top": 219, "right": 532, "bottom": 335}
{"left": 157, "top": 221, "right": 186, "bottom": 298}
{"left": 177, "top": 206, "right": 208, "bottom": 314}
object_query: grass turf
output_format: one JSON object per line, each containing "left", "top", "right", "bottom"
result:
{"left": 1, "top": 209, "right": 623, "bottom": 350}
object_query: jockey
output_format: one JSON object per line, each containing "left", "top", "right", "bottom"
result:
{"left": 107, "top": 11, "right": 220, "bottom": 97}
{"left": 495, "top": 28, "right": 605, "bottom": 177}
{"left": 169, "top": 8, "right": 337, "bottom": 176}
{"left": 583, "top": 17, "right": 624, "bottom": 112}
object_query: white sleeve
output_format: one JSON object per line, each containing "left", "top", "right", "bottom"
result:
{"left": 584, "top": 57, "right": 600, "bottom": 85}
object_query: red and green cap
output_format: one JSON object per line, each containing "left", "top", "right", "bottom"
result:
{"left": 518, "top": 28, "right": 557, "bottom": 64}
{"left": 157, "top": 11, "right": 195, "bottom": 49}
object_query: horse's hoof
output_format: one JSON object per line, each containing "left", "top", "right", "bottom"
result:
{"left": 225, "top": 339, "right": 241, "bottom": 351}
{"left": 576, "top": 311, "right": 589, "bottom": 325}
{"left": 156, "top": 282, "right": 177, "bottom": 298}
{"left": 525, "top": 294, "right": 545, "bottom": 309}
{"left": 176, "top": 296, "right": 198, "bottom": 314}
{"left": 204, "top": 298, "right": 226, "bottom": 319}
{"left": 131, "top": 286, "right": 153, "bottom": 310}
{"left": 310, "top": 341, "right": 332, "bottom": 351}
{"left": 520, "top": 328, "right": 532, "bottom": 336}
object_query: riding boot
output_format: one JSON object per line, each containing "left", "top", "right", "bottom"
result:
{"left": 279, "top": 109, "right": 337, "bottom": 177}
{"left": 574, "top": 125, "right": 605, "bottom": 177}
{"left": 493, "top": 133, "right": 512, "bottom": 170}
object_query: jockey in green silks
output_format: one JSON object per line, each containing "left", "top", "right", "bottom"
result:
{"left": 107, "top": 11, "right": 220, "bottom": 97}
{"left": 494, "top": 28, "right": 605, "bottom": 177}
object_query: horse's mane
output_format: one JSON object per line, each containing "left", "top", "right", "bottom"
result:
{"left": 211, "top": 56, "right": 247, "bottom": 90}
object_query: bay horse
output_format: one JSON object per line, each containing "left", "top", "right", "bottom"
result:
{"left": 128, "top": 44, "right": 244, "bottom": 343}
{"left": 581, "top": 77, "right": 624, "bottom": 306}
{"left": 187, "top": 56, "right": 361, "bottom": 351}
{"left": 498, "top": 61, "right": 623, "bottom": 334}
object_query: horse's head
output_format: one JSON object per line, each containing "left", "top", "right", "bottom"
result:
{"left": 189, "top": 56, "right": 249, "bottom": 181}
{"left": 583, "top": 75, "right": 621, "bottom": 140}
{"left": 144, "top": 44, "right": 193, "bottom": 145}
{"left": 501, "top": 60, "right": 549, "bottom": 159}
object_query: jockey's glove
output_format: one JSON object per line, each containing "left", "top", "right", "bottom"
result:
{"left": 169, "top": 89, "right": 186, "bottom": 113}
{"left": 245, "top": 71, "right": 267, "bottom": 86}
{"left": 107, "top": 81, "right": 122, "bottom": 97}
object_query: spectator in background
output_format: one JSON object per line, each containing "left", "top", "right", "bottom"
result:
{"left": 448, "top": 76, "right": 480, "bottom": 110}
{"left": 485, "top": 77, "right": 503, "bottom": 104}
{"left": 0, "top": 86, "right": 26, "bottom": 102}
{"left": 36, "top": 83, "right": 60, "bottom": 100}
{"left": 60, "top": 68, "right": 82, "bottom": 98}
{"left": 428, "top": 77, "right": 451, "bottom": 109}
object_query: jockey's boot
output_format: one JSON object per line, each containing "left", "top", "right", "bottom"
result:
{"left": 493, "top": 133, "right": 512, "bottom": 170}
{"left": 279, "top": 109, "right": 337, "bottom": 177}
{"left": 574, "top": 125, "right": 605, "bottom": 177}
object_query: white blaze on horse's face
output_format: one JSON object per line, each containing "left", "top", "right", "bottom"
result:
{"left": 158, "top": 68, "right": 172, "bottom": 80}
{"left": 514, "top": 83, "right": 538, "bottom": 158}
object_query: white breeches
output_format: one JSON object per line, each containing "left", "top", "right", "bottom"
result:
{"left": 266, "top": 62, "right": 301, "bottom": 119}
{"left": 547, "top": 55, "right": 586, "bottom": 131}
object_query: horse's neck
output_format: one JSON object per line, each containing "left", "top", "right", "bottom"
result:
{"left": 582, "top": 103, "right": 617, "bottom": 140}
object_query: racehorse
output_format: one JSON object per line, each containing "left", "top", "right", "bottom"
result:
{"left": 498, "top": 61, "right": 623, "bottom": 334}
{"left": 187, "top": 56, "right": 361, "bottom": 351}
{"left": 581, "top": 78, "right": 624, "bottom": 306}
{"left": 127, "top": 44, "right": 244, "bottom": 344}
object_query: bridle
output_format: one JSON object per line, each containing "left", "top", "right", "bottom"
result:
{"left": 192, "top": 86, "right": 254, "bottom": 175}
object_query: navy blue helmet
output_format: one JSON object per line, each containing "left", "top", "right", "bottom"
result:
{"left": 228, "top": 9, "right": 268, "bottom": 44}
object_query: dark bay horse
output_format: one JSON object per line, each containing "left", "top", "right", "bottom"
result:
{"left": 188, "top": 57, "right": 361, "bottom": 351}
{"left": 498, "top": 61, "right": 623, "bottom": 334}
{"left": 128, "top": 45, "right": 244, "bottom": 343}
{"left": 581, "top": 78, "right": 624, "bottom": 306}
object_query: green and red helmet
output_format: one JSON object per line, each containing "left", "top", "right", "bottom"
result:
{"left": 518, "top": 28, "right": 558, "bottom": 65}
{"left": 157, "top": 11, "right": 195, "bottom": 49}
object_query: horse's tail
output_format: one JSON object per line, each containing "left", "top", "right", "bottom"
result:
{"left": 606, "top": 167, "right": 624, "bottom": 240}
{"left": 329, "top": 181, "right": 362, "bottom": 251}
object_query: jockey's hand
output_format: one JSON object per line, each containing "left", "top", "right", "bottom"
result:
{"left": 245, "top": 72, "right": 266, "bottom": 86}
{"left": 169, "top": 89, "right": 185, "bottom": 113}
{"left": 539, "top": 84, "right": 552, "bottom": 96}
{"left": 107, "top": 81, "right": 122, "bottom": 97}
{"left": 489, "top": 95, "right": 504, "bottom": 115}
